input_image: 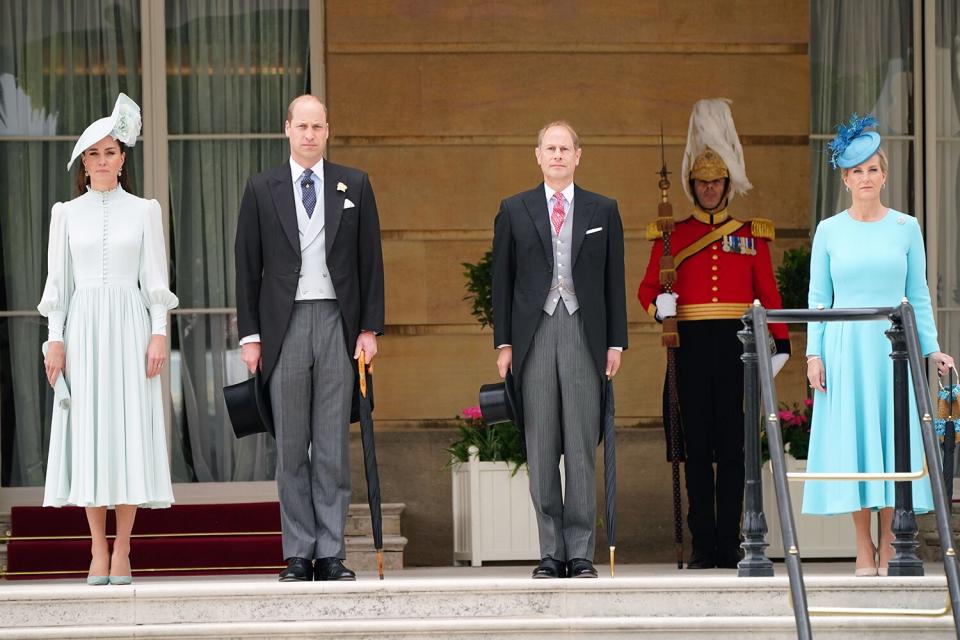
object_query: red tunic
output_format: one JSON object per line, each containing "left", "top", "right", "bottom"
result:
{"left": 637, "top": 209, "right": 790, "bottom": 347}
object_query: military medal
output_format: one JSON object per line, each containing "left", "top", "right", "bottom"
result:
{"left": 722, "top": 235, "right": 757, "bottom": 255}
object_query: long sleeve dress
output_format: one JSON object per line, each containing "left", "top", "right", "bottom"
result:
{"left": 802, "top": 209, "right": 937, "bottom": 515}
{"left": 38, "top": 185, "right": 178, "bottom": 508}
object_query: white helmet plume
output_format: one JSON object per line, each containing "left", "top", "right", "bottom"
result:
{"left": 680, "top": 98, "right": 752, "bottom": 204}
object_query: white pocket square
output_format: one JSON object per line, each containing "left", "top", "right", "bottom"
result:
{"left": 343, "top": 198, "right": 355, "bottom": 209}
{"left": 586, "top": 227, "right": 603, "bottom": 235}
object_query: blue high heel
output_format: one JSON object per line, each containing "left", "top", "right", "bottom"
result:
{"left": 86, "top": 575, "right": 109, "bottom": 586}
{"left": 108, "top": 575, "right": 133, "bottom": 585}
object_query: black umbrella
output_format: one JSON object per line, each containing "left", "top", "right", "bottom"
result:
{"left": 357, "top": 352, "right": 384, "bottom": 579}
{"left": 603, "top": 378, "right": 617, "bottom": 577}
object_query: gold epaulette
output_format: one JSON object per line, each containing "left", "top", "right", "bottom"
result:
{"left": 751, "top": 218, "right": 775, "bottom": 240}
{"left": 646, "top": 220, "right": 663, "bottom": 240}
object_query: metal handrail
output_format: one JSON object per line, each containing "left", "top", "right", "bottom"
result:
{"left": 745, "top": 301, "right": 960, "bottom": 637}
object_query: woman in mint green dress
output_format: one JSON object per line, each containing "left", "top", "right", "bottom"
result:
{"left": 803, "top": 115, "right": 953, "bottom": 577}
{"left": 38, "top": 95, "right": 177, "bottom": 585}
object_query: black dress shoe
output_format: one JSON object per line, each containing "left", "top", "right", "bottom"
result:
{"left": 314, "top": 557, "right": 356, "bottom": 581}
{"left": 532, "top": 557, "right": 567, "bottom": 579}
{"left": 567, "top": 558, "right": 598, "bottom": 578}
{"left": 716, "top": 548, "right": 744, "bottom": 569}
{"left": 686, "top": 553, "right": 717, "bottom": 569}
{"left": 279, "top": 557, "right": 313, "bottom": 581}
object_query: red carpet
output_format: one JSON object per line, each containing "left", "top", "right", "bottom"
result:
{"left": 5, "top": 503, "right": 284, "bottom": 580}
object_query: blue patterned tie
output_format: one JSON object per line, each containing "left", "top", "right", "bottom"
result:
{"left": 300, "top": 169, "right": 316, "bottom": 218}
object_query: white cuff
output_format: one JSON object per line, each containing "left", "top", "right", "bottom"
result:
{"left": 47, "top": 310, "right": 66, "bottom": 342}
{"left": 240, "top": 334, "right": 261, "bottom": 345}
{"left": 149, "top": 303, "right": 169, "bottom": 335}
{"left": 609, "top": 346, "right": 623, "bottom": 352}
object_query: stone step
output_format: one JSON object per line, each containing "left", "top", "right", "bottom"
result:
{"left": 345, "top": 503, "right": 403, "bottom": 537}
{"left": 2, "top": 615, "right": 954, "bottom": 639}
{"left": 0, "top": 574, "right": 954, "bottom": 638}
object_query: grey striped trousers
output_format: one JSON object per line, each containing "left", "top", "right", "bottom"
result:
{"left": 521, "top": 304, "right": 601, "bottom": 561}
{"left": 269, "top": 300, "right": 353, "bottom": 560}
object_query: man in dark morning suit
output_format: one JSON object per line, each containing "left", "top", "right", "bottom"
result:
{"left": 235, "top": 95, "right": 385, "bottom": 582}
{"left": 492, "top": 121, "right": 627, "bottom": 579}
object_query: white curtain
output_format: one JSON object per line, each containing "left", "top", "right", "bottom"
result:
{"left": 0, "top": 0, "right": 142, "bottom": 486}
{"left": 165, "top": 0, "right": 309, "bottom": 482}
{"left": 934, "top": 0, "right": 960, "bottom": 482}
{"left": 810, "top": 0, "right": 913, "bottom": 226}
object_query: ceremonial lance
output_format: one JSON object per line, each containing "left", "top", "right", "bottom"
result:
{"left": 656, "top": 127, "right": 686, "bottom": 570}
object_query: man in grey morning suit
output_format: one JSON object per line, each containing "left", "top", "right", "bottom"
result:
{"left": 492, "top": 121, "right": 628, "bottom": 579}
{"left": 235, "top": 95, "right": 385, "bottom": 582}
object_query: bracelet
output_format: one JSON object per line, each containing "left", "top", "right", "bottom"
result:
{"left": 806, "top": 355, "right": 821, "bottom": 362}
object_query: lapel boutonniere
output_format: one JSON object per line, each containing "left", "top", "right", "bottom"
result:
{"left": 337, "top": 182, "right": 347, "bottom": 193}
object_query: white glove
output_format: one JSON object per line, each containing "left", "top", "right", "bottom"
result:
{"left": 771, "top": 353, "right": 789, "bottom": 377}
{"left": 655, "top": 292, "right": 678, "bottom": 320}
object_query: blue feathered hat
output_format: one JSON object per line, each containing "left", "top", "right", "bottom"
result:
{"left": 827, "top": 113, "right": 881, "bottom": 169}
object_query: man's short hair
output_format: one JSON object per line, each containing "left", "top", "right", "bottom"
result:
{"left": 286, "top": 95, "right": 327, "bottom": 124}
{"left": 537, "top": 121, "right": 580, "bottom": 149}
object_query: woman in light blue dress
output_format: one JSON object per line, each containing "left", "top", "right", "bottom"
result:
{"left": 38, "top": 95, "right": 178, "bottom": 585}
{"left": 803, "top": 115, "right": 953, "bottom": 577}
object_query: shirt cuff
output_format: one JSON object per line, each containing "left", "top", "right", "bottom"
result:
{"left": 608, "top": 346, "right": 623, "bottom": 352}
{"left": 240, "top": 334, "right": 261, "bottom": 345}
{"left": 47, "top": 310, "right": 66, "bottom": 342}
{"left": 497, "top": 344, "right": 511, "bottom": 349}
{"left": 149, "top": 304, "right": 169, "bottom": 336}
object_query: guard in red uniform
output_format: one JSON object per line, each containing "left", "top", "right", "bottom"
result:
{"left": 638, "top": 99, "right": 790, "bottom": 569}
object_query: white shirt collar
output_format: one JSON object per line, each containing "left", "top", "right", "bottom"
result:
{"left": 544, "top": 182, "right": 574, "bottom": 205}
{"left": 290, "top": 157, "right": 324, "bottom": 183}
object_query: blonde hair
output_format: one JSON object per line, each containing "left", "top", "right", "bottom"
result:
{"left": 537, "top": 121, "right": 580, "bottom": 149}
{"left": 841, "top": 146, "right": 888, "bottom": 177}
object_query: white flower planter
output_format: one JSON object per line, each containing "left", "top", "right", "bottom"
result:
{"left": 762, "top": 454, "right": 860, "bottom": 558}
{"left": 451, "top": 447, "right": 563, "bottom": 566}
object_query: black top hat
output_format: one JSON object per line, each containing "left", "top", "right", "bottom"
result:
{"left": 223, "top": 371, "right": 274, "bottom": 438}
{"left": 478, "top": 371, "right": 519, "bottom": 426}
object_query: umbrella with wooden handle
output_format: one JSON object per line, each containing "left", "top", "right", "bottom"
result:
{"left": 357, "top": 351, "right": 384, "bottom": 579}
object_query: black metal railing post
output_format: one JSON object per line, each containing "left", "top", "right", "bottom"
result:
{"left": 900, "top": 302, "right": 960, "bottom": 630}
{"left": 752, "top": 305, "right": 811, "bottom": 640}
{"left": 738, "top": 316, "right": 774, "bottom": 577}
{"left": 885, "top": 309, "right": 923, "bottom": 576}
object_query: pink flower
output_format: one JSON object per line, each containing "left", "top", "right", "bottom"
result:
{"left": 462, "top": 406, "right": 483, "bottom": 420}
{"left": 778, "top": 410, "right": 795, "bottom": 422}
{"left": 804, "top": 398, "right": 813, "bottom": 408}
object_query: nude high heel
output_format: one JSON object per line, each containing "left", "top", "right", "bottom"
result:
{"left": 855, "top": 545, "right": 878, "bottom": 577}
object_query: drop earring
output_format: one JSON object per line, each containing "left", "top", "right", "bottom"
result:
{"left": 118, "top": 168, "right": 122, "bottom": 178}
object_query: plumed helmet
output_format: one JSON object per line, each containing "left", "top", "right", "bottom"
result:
{"left": 681, "top": 98, "right": 752, "bottom": 204}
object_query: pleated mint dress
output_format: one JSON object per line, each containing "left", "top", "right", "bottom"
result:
{"left": 38, "top": 186, "right": 178, "bottom": 508}
{"left": 802, "top": 209, "right": 937, "bottom": 515}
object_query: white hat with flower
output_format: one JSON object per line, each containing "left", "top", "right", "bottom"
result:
{"left": 66, "top": 93, "right": 141, "bottom": 171}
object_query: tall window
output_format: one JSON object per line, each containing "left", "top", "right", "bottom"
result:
{"left": 812, "top": 0, "right": 960, "bottom": 476}
{"left": 0, "top": 0, "right": 311, "bottom": 488}
{"left": 0, "top": 0, "right": 143, "bottom": 487}
{"left": 809, "top": 0, "right": 916, "bottom": 226}
{"left": 933, "top": 0, "right": 960, "bottom": 362}
{"left": 165, "top": 0, "right": 309, "bottom": 482}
